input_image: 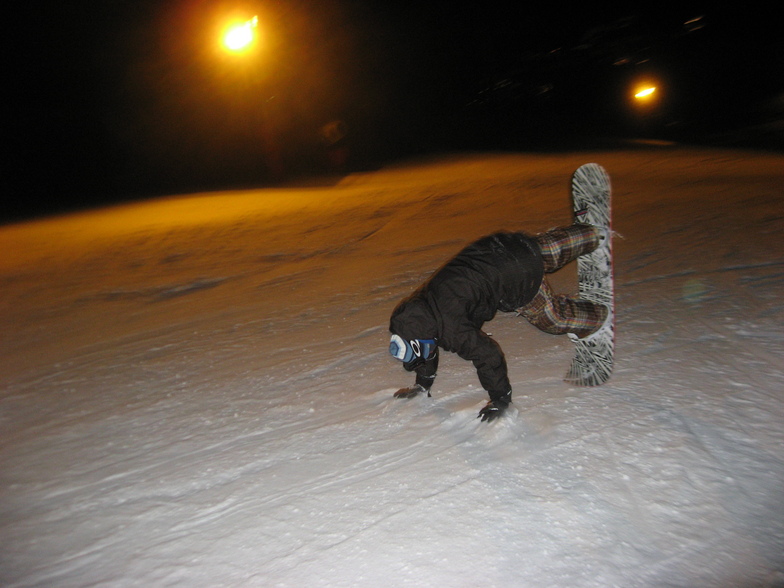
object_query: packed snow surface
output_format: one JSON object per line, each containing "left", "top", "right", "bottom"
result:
{"left": 2, "top": 148, "right": 783, "bottom": 587}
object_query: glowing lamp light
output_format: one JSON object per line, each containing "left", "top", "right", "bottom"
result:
{"left": 634, "top": 86, "right": 657, "bottom": 100}
{"left": 223, "top": 16, "right": 259, "bottom": 52}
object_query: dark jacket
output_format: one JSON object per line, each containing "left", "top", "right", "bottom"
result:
{"left": 389, "top": 232, "right": 544, "bottom": 399}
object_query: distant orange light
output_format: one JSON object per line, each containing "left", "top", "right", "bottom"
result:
{"left": 634, "top": 86, "right": 657, "bottom": 100}
{"left": 222, "top": 16, "right": 258, "bottom": 53}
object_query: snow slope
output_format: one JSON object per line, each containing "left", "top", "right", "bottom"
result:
{"left": 1, "top": 148, "right": 783, "bottom": 587}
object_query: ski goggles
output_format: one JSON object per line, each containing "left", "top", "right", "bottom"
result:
{"left": 389, "top": 335, "right": 437, "bottom": 364}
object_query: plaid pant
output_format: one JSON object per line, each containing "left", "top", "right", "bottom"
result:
{"left": 518, "top": 225, "right": 607, "bottom": 338}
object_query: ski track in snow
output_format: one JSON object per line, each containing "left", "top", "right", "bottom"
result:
{"left": 1, "top": 149, "right": 784, "bottom": 587}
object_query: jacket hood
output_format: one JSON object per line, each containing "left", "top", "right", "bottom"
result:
{"left": 389, "top": 295, "right": 438, "bottom": 341}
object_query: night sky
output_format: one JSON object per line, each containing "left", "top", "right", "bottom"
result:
{"left": 5, "top": 1, "right": 782, "bottom": 221}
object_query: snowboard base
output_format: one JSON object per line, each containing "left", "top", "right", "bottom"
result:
{"left": 566, "top": 163, "right": 614, "bottom": 386}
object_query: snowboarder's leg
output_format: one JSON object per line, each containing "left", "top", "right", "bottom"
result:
{"left": 536, "top": 224, "right": 604, "bottom": 273}
{"left": 519, "top": 278, "right": 608, "bottom": 338}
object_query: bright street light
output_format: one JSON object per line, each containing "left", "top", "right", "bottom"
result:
{"left": 222, "top": 16, "right": 259, "bottom": 53}
{"left": 630, "top": 78, "right": 662, "bottom": 117}
{"left": 634, "top": 86, "right": 657, "bottom": 101}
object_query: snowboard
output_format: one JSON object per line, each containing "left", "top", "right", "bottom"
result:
{"left": 565, "top": 163, "right": 615, "bottom": 386}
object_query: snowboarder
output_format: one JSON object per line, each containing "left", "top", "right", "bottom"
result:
{"left": 388, "top": 180, "right": 612, "bottom": 422}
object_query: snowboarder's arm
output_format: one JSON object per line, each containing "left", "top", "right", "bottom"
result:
{"left": 393, "top": 350, "right": 438, "bottom": 399}
{"left": 452, "top": 327, "right": 511, "bottom": 401}
{"left": 414, "top": 350, "right": 438, "bottom": 391}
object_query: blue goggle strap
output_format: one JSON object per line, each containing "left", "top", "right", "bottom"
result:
{"left": 389, "top": 335, "right": 436, "bottom": 362}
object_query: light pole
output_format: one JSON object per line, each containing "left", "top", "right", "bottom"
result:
{"left": 218, "top": 14, "right": 283, "bottom": 178}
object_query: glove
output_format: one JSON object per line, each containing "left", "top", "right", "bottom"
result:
{"left": 393, "top": 384, "right": 430, "bottom": 399}
{"left": 477, "top": 398, "right": 510, "bottom": 422}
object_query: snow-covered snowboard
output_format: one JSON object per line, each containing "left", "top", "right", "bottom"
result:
{"left": 565, "top": 163, "right": 614, "bottom": 386}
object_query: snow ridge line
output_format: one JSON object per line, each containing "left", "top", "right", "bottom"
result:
{"left": 621, "top": 260, "right": 784, "bottom": 287}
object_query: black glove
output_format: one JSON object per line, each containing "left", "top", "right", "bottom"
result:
{"left": 477, "top": 397, "right": 510, "bottom": 422}
{"left": 393, "top": 384, "right": 430, "bottom": 399}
